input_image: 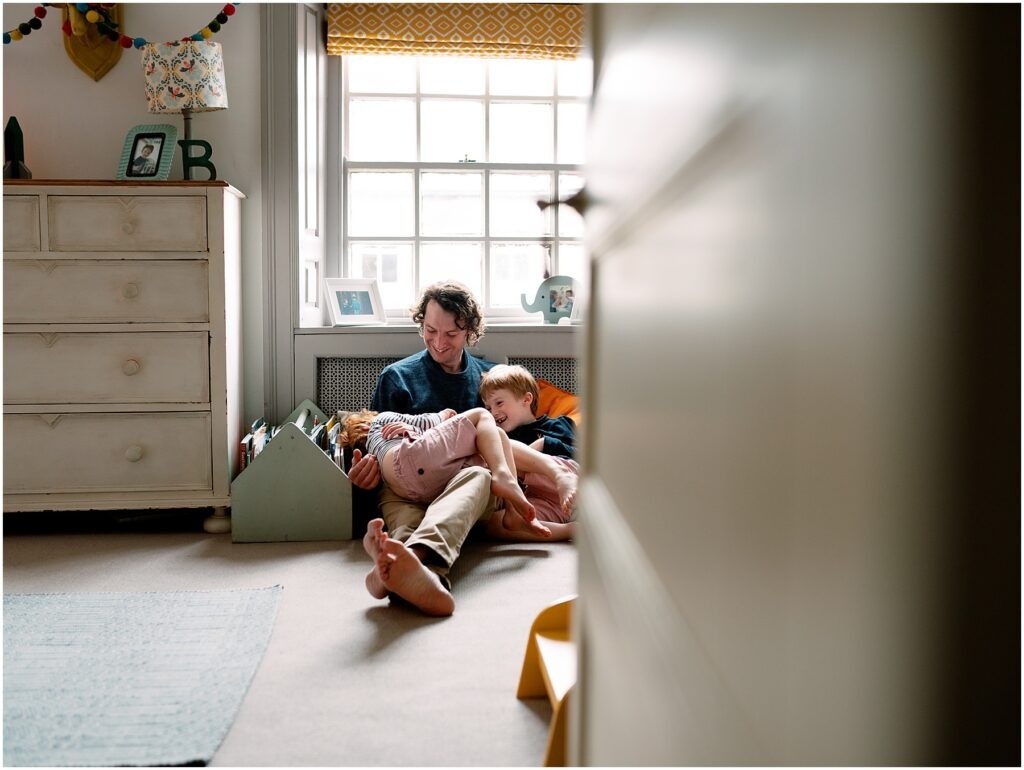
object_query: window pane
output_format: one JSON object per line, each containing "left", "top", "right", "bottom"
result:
{"left": 347, "top": 55, "right": 416, "bottom": 93}
{"left": 490, "top": 172, "right": 553, "bottom": 237}
{"left": 421, "top": 172, "right": 483, "bottom": 236}
{"left": 421, "top": 100, "right": 485, "bottom": 163}
{"left": 489, "top": 58, "right": 553, "bottom": 96}
{"left": 556, "top": 58, "right": 593, "bottom": 97}
{"left": 557, "top": 102, "right": 588, "bottom": 164}
{"left": 420, "top": 56, "right": 485, "bottom": 94}
{"left": 420, "top": 242, "right": 482, "bottom": 298}
{"left": 337, "top": 54, "right": 588, "bottom": 326}
{"left": 490, "top": 102, "right": 553, "bottom": 163}
{"left": 490, "top": 242, "right": 550, "bottom": 308}
{"left": 558, "top": 173, "right": 585, "bottom": 237}
{"left": 348, "top": 99, "right": 416, "bottom": 161}
{"left": 348, "top": 172, "right": 414, "bottom": 236}
{"left": 349, "top": 242, "right": 415, "bottom": 310}
{"left": 556, "top": 242, "right": 587, "bottom": 287}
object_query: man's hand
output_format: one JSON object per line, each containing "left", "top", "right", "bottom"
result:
{"left": 348, "top": 448, "right": 381, "bottom": 490}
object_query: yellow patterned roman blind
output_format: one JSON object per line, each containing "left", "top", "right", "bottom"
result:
{"left": 326, "top": 3, "right": 584, "bottom": 59}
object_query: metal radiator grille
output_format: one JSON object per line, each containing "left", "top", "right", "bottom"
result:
{"left": 317, "top": 355, "right": 577, "bottom": 413}
{"left": 317, "top": 356, "right": 401, "bottom": 414}
{"left": 506, "top": 357, "right": 577, "bottom": 393}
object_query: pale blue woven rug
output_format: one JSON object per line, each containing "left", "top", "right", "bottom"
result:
{"left": 3, "top": 586, "right": 282, "bottom": 767}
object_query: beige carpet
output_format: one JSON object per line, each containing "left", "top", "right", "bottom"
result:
{"left": 2, "top": 511, "right": 577, "bottom": 767}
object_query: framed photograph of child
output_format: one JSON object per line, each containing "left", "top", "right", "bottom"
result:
{"left": 116, "top": 124, "right": 178, "bottom": 181}
{"left": 323, "top": 278, "right": 386, "bottom": 326}
{"left": 522, "top": 274, "right": 579, "bottom": 324}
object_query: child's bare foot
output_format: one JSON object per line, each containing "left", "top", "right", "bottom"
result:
{"left": 362, "top": 518, "right": 388, "bottom": 599}
{"left": 377, "top": 538, "right": 455, "bottom": 617}
{"left": 490, "top": 470, "right": 538, "bottom": 522}
{"left": 554, "top": 468, "right": 578, "bottom": 514}
{"left": 501, "top": 507, "right": 551, "bottom": 538}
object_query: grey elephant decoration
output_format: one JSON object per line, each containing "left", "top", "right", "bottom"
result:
{"left": 522, "top": 275, "right": 579, "bottom": 324}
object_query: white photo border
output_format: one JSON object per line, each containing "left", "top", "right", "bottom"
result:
{"left": 324, "top": 278, "right": 386, "bottom": 326}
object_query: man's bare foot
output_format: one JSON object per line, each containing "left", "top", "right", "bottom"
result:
{"left": 362, "top": 519, "right": 389, "bottom": 599}
{"left": 363, "top": 518, "right": 388, "bottom": 558}
{"left": 365, "top": 568, "right": 388, "bottom": 599}
{"left": 377, "top": 538, "right": 455, "bottom": 617}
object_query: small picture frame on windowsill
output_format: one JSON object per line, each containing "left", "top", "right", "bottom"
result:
{"left": 568, "top": 290, "right": 584, "bottom": 324}
{"left": 324, "top": 278, "right": 386, "bottom": 326}
{"left": 116, "top": 124, "right": 178, "bottom": 181}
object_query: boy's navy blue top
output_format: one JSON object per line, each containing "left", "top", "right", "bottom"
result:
{"left": 507, "top": 414, "right": 576, "bottom": 459}
{"left": 370, "top": 349, "right": 497, "bottom": 414}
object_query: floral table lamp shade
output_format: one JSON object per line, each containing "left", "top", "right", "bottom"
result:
{"left": 142, "top": 40, "right": 227, "bottom": 136}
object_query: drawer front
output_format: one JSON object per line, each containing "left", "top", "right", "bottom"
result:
{"left": 4, "top": 331, "right": 209, "bottom": 404}
{"left": 3, "top": 260, "right": 209, "bottom": 323}
{"left": 4, "top": 196, "right": 41, "bottom": 252}
{"left": 3, "top": 411, "right": 212, "bottom": 494}
{"left": 47, "top": 195, "right": 208, "bottom": 252}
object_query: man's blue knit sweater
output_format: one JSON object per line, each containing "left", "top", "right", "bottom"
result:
{"left": 370, "top": 349, "right": 497, "bottom": 414}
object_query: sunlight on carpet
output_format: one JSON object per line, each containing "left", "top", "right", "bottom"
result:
{"left": 3, "top": 586, "right": 282, "bottom": 767}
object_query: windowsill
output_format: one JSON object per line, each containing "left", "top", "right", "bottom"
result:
{"left": 296, "top": 320, "right": 582, "bottom": 333}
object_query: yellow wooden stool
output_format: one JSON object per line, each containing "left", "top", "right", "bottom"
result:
{"left": 517, "top": 594, "right": 577, "bottom": 766}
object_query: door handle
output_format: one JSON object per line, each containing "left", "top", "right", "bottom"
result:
{"left": 537, "top": 187, "right": 590, "bottom": 216}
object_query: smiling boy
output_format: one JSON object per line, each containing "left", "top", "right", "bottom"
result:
{"left": 480, "top": 364, "right": 579, "bottom": 539}
{"left": 480, "top": 364, "right": 576, "bottom": 458}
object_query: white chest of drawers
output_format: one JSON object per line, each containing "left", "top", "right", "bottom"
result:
{"left": 3, "top": 181, "right": 243, "bottom": 527}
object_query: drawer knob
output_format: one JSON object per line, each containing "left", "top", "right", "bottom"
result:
{"left": 121, "top": 221, "right": 136, "bottom": 234}
{"left": 122, "top": 282, "right": 140, "bottom": 299}
{"left": 122, "top": 358, "right": 142, "bottom": 376}
{"left": 124, "top": 445, "right": 144, "bottom": 462}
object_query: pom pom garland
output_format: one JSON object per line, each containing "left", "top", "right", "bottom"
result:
{"left": 3, "top": 3, "right": 240, "bottom": 46}
{"left": 60, "top": 3, "right": 240, "bottom": 47}
{"left": 4, "top": 6, "right": 47, "bottom": 44}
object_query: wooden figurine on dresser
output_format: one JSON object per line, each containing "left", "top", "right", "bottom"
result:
{"left": 2, "top": 181, "right": 243, "bottom": 533}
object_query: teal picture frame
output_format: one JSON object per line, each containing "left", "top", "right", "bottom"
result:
{"left": 116, "top": 124, "right": 178, "bottom": 181}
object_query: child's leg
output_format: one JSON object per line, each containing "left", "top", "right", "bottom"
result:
{"left": 509, "top": 441, "right": 578, "bottom": 515}
{"left": 461, "top": 409, "right": 547, "bottom": 535}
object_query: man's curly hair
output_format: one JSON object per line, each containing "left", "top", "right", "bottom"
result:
{"left": 410, "top": 280, "right": 486, "bottom": 346}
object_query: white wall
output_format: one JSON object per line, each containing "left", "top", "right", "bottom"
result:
{"left": 2, "top": 2, "right": 265, "bottom": 421}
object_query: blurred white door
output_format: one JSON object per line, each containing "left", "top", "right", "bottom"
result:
{"left": 575, "top": 4, "right": 1019, "bottom": 765}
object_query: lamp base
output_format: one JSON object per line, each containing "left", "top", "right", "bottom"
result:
{"left": 181, "top": 109, "right": 193, "bottom": 179}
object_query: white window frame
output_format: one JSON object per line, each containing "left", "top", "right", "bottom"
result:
{"left": 262, "top": 8, "right": 588, "bottom": 421}
{"left": 338, "top": 55, "right": 588, "bottom": 320}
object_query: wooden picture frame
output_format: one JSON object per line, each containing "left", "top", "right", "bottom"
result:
{"left": 117, "top": 124, "right": 178, "bottom": 181}
{"left": 324, "top": 278, "right": 386, "bottom": 326}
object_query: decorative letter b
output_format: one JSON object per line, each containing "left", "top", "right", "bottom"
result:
{"left": 178, "top": 139, "right": 218, "bottom": 181}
